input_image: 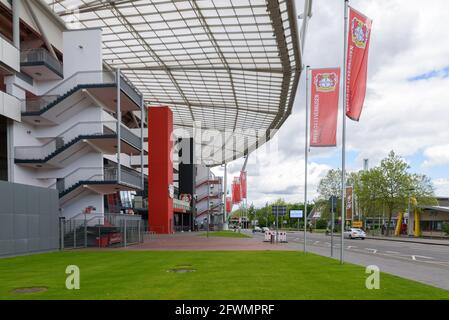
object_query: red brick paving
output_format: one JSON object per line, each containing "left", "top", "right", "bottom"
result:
{"left": 117, "top": 232, "right": 293, "bottom": 251}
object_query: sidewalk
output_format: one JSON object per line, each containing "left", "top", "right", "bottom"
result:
{"left": 367, "top": 235, "right": 449, "bottom": 246}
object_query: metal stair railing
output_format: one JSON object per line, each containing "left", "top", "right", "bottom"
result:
{"left": 15, "top": 121, "right": 117, "bottom": 160}
{"left": 23, "top": 70, "right": 117, "bottom": 113}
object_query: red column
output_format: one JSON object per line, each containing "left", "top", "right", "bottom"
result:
{"left": 148, "top": 106, "right": 173, "bottom": 234}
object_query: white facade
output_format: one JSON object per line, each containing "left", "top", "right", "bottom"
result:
{"left": 0, "top": 2, "right": 144, "bottom": 219}
{"left": 195, "top": 165, "right": 224, "bottom": 225}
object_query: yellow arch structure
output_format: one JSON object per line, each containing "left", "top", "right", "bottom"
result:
{"left": 414, "top": 208, "right": 421, "bottom": 237}
{"left": 395, "top": 211, "right": 403, "bottom": 236}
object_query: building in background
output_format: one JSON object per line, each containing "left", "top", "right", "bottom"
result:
{"left": 195, "top": 165, "right": 223, "bottom": 230}
{"left": 0, "top": 1, "right": 144, "bottom": 220}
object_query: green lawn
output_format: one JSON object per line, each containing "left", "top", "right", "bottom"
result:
{"left": 198, "top": 231, "right": 251, "bottom": 238}
{"left": 0, "top": 251, "right": 448, "bottom": 300}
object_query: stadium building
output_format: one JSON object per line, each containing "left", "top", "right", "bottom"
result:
{"left": 0, "top": 0, "right": 308, "bottom": 244}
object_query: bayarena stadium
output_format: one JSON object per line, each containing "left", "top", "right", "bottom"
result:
{"left": 0, "top": 0, "right": 311, "bottom": 255}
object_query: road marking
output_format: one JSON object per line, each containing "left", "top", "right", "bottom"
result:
{"left": 412, "top": 255, "right": 434, "bottom": 261}
{"left": 347, "top": 246, "right": 357, "bottom": 249}
{"left": 313, "top": 241, "right": 320, "bottom": 245}
{"left": 365, "top": 248, "right": 377, "bottom": 254}
{"left": 385, "top": 251, "right": 400, "bottom": 254}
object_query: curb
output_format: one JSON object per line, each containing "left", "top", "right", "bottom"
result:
{"left": 367, "top": 237, "right": 449, "bottom": 246}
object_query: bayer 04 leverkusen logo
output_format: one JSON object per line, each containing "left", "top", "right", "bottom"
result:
{"left": 315, "top": 72, "right": 338, "bottom": 92}
{"left": 351, "top": 17, "right": 369, "bottom": 49}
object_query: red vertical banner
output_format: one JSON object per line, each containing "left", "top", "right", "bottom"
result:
{"left": 240, "top": 171, "right": 247, "bottom": 199}
{"left": 310, "top": 68, "right": 341, "bottom": 147}
{"left": 345, "top": 7, "right": 372, "bottom": 121}
{"left": 226, "top": 197, "right": 232, "bottom": 213}
{"left": 346, "top": 186, "right": 353, "bottom": 220}
{"left": 232, "top": 177, "right": 242, "bottom": 204}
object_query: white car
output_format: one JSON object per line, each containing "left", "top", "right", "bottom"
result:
{"left": 262, "top": 227, "right": 270, "bottom": 232}
{"left": 253, "top": 226, "right": 262, "bottom": 232}
{"left": 344, "top": 228, "right": 366, "bottom": 240}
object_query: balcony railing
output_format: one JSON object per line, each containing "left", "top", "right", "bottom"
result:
{"left": 22, "top": 70, "right": 142, "bottom": 113}
{"left": 0, "top": 33, "right": 20, "bottom": 72}
{"left": 15, "top": 121, "right": 142, "bottom": 161}
{"left": 52, "top": 166, "right": 142, "bottom": 195}
{"left": 120, "top": 124, "right": 142, "bottom": 149}
{"left": 120, "top": 75, "right": 142, "bottom": 107}
{"left": 173, "top": 198, "right": 191, "bottom": 212}
{"left": 20, "top": 48, "right": 63, "bottom": 76}
{"left": 119, "top": 166, "right": 142, "bottom": 188}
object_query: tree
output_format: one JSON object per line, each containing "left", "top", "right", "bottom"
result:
{"left": 317, "top": 169, "right": 342, "bottom": 200}
{"left": 359, "top": 151, "right": 436, "bottom": 236}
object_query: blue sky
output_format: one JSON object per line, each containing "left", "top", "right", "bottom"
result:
{"left": 214, "top": 0, "right": 449, "bottom": 207}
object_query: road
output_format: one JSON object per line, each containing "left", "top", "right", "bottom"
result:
{"left": 247, "top": 230, "right": 449, "bottom": 290}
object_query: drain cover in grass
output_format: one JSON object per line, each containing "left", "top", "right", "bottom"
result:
{"left": 167, "top": 265, "right": 196, "bottom": 273}
{"left": 12, "top": 287, "right": 48, "bottom": 294}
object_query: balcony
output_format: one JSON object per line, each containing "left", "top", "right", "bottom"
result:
{"left": 55, "top": 166, "right": 143, "bottom": 205}
{"left": 21, "top": 71, "right": 143, "bottom": 121}
{"left": 0, "top": 91, "right": 21, "bottom": 122}
{"left": 15, "top": 121, "right": 142, "bottom": 168}
{"left": 173, "top": 198, "right": 191, "bottom": 213}
{"left": 0, "top": 34, "right": 20, "bottom": 73}
{"left": 20, "top": 48, "right": 63, "bottom": 80}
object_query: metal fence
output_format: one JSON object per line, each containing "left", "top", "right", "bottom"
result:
{"left": 60, "top": 213, "right": 144, "bottom": 250}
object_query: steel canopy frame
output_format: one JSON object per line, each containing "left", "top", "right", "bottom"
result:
{"left": 44, "top": 0, "right": 310, "bottom": 165}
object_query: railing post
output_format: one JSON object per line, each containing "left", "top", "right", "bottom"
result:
{"left": 59, "top": 218, "right": 65, "bottom": 251}
{"left": 124, "top": 219, "right": 127, "bottom": 247}
{"left": 140, "top": 95, "right": 145, "bottom": 190}
{"left": 73, "top": 222, "right": 76, "bottom": 248}
{"left": 138, "top": 219, "right": 141, "bottom": 243}
{"left": 84, "top": 214, "right": 87, "bottom": 248}
{"left": 116, "top": 68, "right": 121, "bottom": 184}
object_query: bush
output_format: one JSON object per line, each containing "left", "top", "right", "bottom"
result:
{"left": 315, "top": 219, "right": 328, "bottom": 229}
{"left": 443, "top": 223, "right": 449, "bottom": 236}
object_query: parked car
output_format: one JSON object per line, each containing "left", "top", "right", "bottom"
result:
{"left": 253, "top": 226, "right": 262, "bottom": 233}
{"left": 262, "top": 227, "right": 270, "bottom": 232}
{"left": 344, "top": 228, "right": 366, "bottom": 240}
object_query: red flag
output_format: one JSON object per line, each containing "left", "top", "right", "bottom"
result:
{"left": 226, "top": 197, "right": 232, "bottom": 213}
{"left": 232, "top": 177, "right": 242, "bottom": 204}
{"left": 240, "top": 171, "right": 247, "bottom": 199}
{"left": 345, "top": 7, "right": 372, "bottom": 121}
{"left": 310, "top": 68, "right": 340, "bottom": 147}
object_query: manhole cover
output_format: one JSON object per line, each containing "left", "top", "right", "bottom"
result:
{"left": 167, "top": 266, "right": 196, "bottom": 273}
{"left": 12, "top": 287, "right": 48, "bottom": 294}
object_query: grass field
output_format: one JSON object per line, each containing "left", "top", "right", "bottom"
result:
{"left": 0, "top": 251, "right": 448, "bottom": 300}
{"left": 198, "top": 231, "right": 251, "bottom": 238}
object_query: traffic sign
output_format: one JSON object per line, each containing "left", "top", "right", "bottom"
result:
{"left": 290, "top": 209, "right": 303, "bottom": 218}
{"left": 272, "top": 205, "right": 287, "bottom": 216}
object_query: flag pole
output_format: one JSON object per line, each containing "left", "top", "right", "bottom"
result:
{"left": 304, "top": 65, "right": 310, "bottom": 253}
{"left": 341, "top": 0, "right": 349, "bottom": 264}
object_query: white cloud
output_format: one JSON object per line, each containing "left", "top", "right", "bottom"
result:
{"left": 423, "top": 144, "right": 449, "bottom": 167}
{"left": 433, "top": 179, "right": 449, "bottom": 197}
{"left": 216, "top": 0, "right": 449, "bottom": 208}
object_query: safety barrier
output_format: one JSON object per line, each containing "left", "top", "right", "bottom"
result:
{"left": 263, "top": 231, "right": 287, "bottom": 243}
{"left": 278, "top": 231, "right": 288, "bottom": 243}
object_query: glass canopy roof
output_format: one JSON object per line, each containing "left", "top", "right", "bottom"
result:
{"left": 44, "top": 0, "right": 309, "bottom": 165}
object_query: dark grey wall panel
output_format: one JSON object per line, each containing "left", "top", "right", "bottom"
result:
{"left": 0, "top": 181, "right": 59, "bottom": 257}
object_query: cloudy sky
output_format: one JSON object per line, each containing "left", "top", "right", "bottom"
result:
{"left": 213, "top": 0, "right": 449, "bottom": 208}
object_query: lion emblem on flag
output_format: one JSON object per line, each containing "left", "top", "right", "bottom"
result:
{"left": 351, "top": 17, "right": 369, "bottom": 49}
{"left": 315, "top": 73, "right": 338, "bottom": 92}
